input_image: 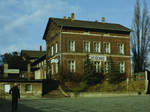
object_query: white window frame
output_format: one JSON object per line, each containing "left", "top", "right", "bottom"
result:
{"left": 119, "top": 62, "right": 125, "bottom": 73}
{"left": 3, "top": 84, "right": 10, "bottom": 93}
{"left": 55, "top": 63, "right": 58, "bottom": 73}
{"left": 84, "top": 41, "right": 90, "bottom": 52}
{"left": 104, "top": 62, "right": 111, "bottom": 73}
{"left": 118, "top": 43, "right": 124, "bottom": 54}
{"left": 69, "top": 40, "right": 75, "bottom": 52}
{"left": 68, "top": 60, "right": 76, "bottom": 72}
{"left": 51, "top": 46, "right": 54, "bottom": 56}
{"left": 104, "top": 42, "right": 110, "bottom": 54}
{"left": 93, "top": 42, "right": 101, "bottom": 53}
{"left": 51, "top": 64, "right": 54, "bottom": 75}
{"left": 94, "top": 61, "right": 101, "bottom": 73}
{"left": 55, "top": 43, "right": 58, "bottom": 54}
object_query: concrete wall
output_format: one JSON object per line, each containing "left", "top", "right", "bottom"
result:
{"left": 0, "top": 82, "right": 42, "bottom": 98}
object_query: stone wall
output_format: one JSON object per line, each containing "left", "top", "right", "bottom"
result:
{"left": 0, "top": 81, "right": 42, "bottom": 98}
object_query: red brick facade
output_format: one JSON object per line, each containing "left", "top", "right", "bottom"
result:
{"left": 43, "top": 17, "right": 131, "bottom": 79}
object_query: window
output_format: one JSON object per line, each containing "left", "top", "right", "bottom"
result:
{"left": 51, "top": 46, "right": 54, "bottom": 56}
{"left": 94, "top": 42, "right": 101, "bottom": 53}
{"left": 55, "top": 43, "right": 58, "bottom": 53}
{"left": 3, "top": 84, "right": 10, "bottom": 93}
{"left": 25, "top": 84, "right": 32, "bottom": 93}
{"left": 118, "top": 43, "right": 124, "bottom": 54}
{"left": 55, "top": 63, "right": 58, "bottom": 73}
{"left": 84, "top": 41, "right": 90, "bottom": 52}
{"left": 104, "top": 62, "right": 111, "bottom": 73}
{"left": 119, "top": 62, "right": 125, "bottom": 73}
{"left": 83, "top": 61, "right": 87, "bottom": 73}
{"left": 68, "top": 60, "right": 75, "bottom": 72}
{"left": 51, "top": 64, "right": 54, "bottom": 75}
{"left": 69, "top": 40, "right": 75, "bottom": 52}
{"left": 44, "top": 60, "right": 46, "bottom": 65}
{"left": 94, "top": 61, "right": 101, "bottom": 73}
{"left": 104, "top": 42, "right": 110, "bottom": 53}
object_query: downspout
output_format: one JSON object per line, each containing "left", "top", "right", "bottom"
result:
{"left": 60, "top": 26, "right": 63, "bottom": 75}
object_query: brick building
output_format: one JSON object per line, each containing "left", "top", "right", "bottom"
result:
{"left": 43, "top": 13, "right": 131, "bottom": 79}
{"left": 31, "top": 54, "right": 46, "bottom": 80}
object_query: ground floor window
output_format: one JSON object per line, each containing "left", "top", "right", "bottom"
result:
{"left": 119, "top": 62, "right": 125, "bottom": 73}
{"left": 68, "top": 60, "right": 76, "bottom": 72}
{"left": 3, "top": 84, "right": 10, "bottom": 93}
{"left": 94, "top": 61, "right": 101, "bottom": 73}
{"left": 25, "top": 84, "right": 32, "bottom": 93}
{"left": 104, "top": 62, "right": 111, "bottom": 73}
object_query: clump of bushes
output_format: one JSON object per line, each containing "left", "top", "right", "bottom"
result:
{"left": 59, "top": 71, "right": 105, "bottom": 92}
{"left": 59, "top": 72, "right": 87, "bottom": 92}
{"left": 106, "top": 72, "right": 126, "bottom": 84}
{"left": 83, "top": 72, "right": 105, "bottom": 85}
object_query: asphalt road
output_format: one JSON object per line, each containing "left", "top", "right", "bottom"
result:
{"left": 1, "top": 95, "right": 150, "bottom": 112}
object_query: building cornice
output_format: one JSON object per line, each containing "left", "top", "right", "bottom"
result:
{"left": 48, "top": 53, "right": 131, "bottom": 61}
{"left": 62, "top": 32, "right": 130, "bottom": 39}
{"left": 62, "top": 52, "right": 131, "bottom": 58}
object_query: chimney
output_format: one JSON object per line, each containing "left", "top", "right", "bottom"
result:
{"left": 101, "top": 17, "right": 105, "bottom": 23}
{"left": 40, "top": 45, "right": 42, "bottom": 51}
{"left": 64, "top": 16, "right": 66, "bottom": 19}
{"left": 95, "top": 20, "right": 98, "bottom": 22}
{"left": 71, "top": 13, "right": 75, "bottom": 20}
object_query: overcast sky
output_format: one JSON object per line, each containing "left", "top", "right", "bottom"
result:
{"left": 0, "top": 0, "right": 150, "bottom": 54}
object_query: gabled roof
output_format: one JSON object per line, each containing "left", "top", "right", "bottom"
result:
{"left": 21, "top": 50, "right": 46, "bottom": 59}
{"left": 43, "top": 17, "right": 131, "bottom": 39}
{"left": 31, "top": 54, "right": 46, "bottom": 66}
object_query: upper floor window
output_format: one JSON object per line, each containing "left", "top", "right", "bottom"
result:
{"left": 69, "top": 40, "right": 75, "bottom": 52}
{"left": 55, "top": 43, "right": 58, "bottom": 54}
{"left": 51, "top": 46, "right": 54, "bottom": 56}
{"left": 84, "top": 41, "right": 90, "bottom": 52}
{"left": 104, "top": 42, "right": 110, "bottom": 54}
{"left": 119, "top": 62, "right": 125, "bottom": 73}
{"left": 68, "top": 60, "right": 75, "bottom": 72}
{"left": 118, "top": 43, "right": 124, "bottom": 54}
{"left": 94, "top": 42, "right": 101, "bottom": 53}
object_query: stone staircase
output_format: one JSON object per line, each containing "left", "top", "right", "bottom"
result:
{"left": 42, "top": 85, "right": 70, "bottom": 98}
{"left": 43, "top": 89, "right": 66, "bottom": 98}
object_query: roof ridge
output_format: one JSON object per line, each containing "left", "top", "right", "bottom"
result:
{"left": 50, "top": 17, "right": 120, "bottom": 25}
{"left": 21, "top": 50, "right": 46, "bottom": 52}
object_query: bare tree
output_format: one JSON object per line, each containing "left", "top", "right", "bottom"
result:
{"left": 131, "top": 0, "right": 150, "bottom": 72}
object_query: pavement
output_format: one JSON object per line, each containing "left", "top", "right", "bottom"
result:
{"left": 0, "top": 95, "right": 150, "bottom": 112}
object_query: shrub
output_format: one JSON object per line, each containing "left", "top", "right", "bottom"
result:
{"left": 59, "top": 72, "right": 82, "bottom": 83}
{"left": 106, "top": 72, "right": 126, "bottom": 84}
{"left": 59, "top": 72, "right": 88, "bottom": 92}
{"left": 83, "top": 72, "right": 105, "bottom": 85}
